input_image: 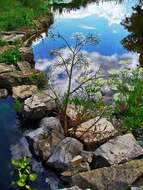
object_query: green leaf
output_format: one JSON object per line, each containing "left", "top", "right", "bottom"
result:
{"left": 17, "top": 180, "right": 25, "bottom": 187}
{"left": 29, "top": 173, "right": 37, "bottom": 182}
{"left": 12, "top": 159, "right": 20, "bottom": 167}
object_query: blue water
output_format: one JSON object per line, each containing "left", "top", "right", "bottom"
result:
{"left": 33, "top": 0, "right": 139, "bottom": 61}
{"left": 0, "top": 96, "right": 21, "bottom": 189}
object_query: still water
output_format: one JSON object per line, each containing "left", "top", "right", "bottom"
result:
{"left": 0, "top": 0, "right": 143, "bottom": 189}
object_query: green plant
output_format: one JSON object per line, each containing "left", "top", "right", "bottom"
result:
{"left": 13, "top": 99, "right": 24, "bottom": 113}
{"left": 109, "top": 67, "right": 143, "bottom": 135}
{"left": 0, "top": 38, "right": 8, "bottom": 46}
{"left": 11, "top": 156, "right": 37, "bottom": 190}
{"left": 47, "top": 32, "right": 100, "bottom": 134}
{"left": 0, "top": 46, "right": 21, "bottom": 65}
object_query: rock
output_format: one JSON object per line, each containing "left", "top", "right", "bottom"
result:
{"left": 17, "top": 61, "right": 32, "bottom": 73}
{"left": 70, "top": 117, "right": 118, "bottom": 150}
{"left": 20, "top": 47, "right": 34, "bottom": 65}
{"left": 72, "top": 160, "right": 143, "bottom": 190}
{"left": 94, "top": 134, "right": 143, "bottom": 166}
{"left": 0, "top": 66, "right": 45, "bottom": 89}
{"left": 26, "top": 117, "right": 64, "bottom": 160}
{"left": 0, "top": 63, "right": 14, "bottom": 74}
{"left": 0, "top": 89, "right": 8, "bottom": 98}
{"left": 47, "top": 137, "right": 84, "bottom": 172}
{"left": 0, "top": 31, "right": 25, "bottom": 43}
{"left": 12, "top": 85, "right": 38, "bottom": 100}
{"left": 23, "top": 90, "right": 58, "bottom": 120}
{"left": 59, "top": 186, "right": 82, "bottom": 190}
{"left": 131, "top": 187, "right": 143, "bottom": 190}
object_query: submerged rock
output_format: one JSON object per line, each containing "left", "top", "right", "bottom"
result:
{"left": 0, "top": 89, "right": 8, "bottom": 98}
{"left": 47, "top": 137, "right": 84, "bottom": 172}
{"left": 94, "top": 134, "right": 143, "bottom": 167}
{"left": 12, "top": 85, "right": 38, "bottom": 100}
{"left": 72, "top": 160, "right": 143, "bottom": 190}
{"left": 23, "top": 90, "right": 58, "bottom": 120}
{"left": 70, "top": 117, "right": 118, "bottom": 150}
{"left": 26, "top": 117, "right": 64, "bottom": 161}
{"left": 59, "top": 186, "right": 82, "bottom": 190}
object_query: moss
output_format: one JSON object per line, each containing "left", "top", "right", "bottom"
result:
{"left": 13, "top": 99, "right": 24, "bottom": 113}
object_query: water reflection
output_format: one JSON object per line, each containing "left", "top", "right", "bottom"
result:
{"left": 121, "top": 2, "right": 143, "bottom": 66}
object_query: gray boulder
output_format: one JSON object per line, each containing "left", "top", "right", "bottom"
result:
{"left": 47, "top": 137, "right": 84, "bottom": 172}
{"left": 72, "top": 160, "right": 143, "bottom": 190}
{"left": 94, "top": 134, "right": 143, "bottom": 166}
{"left": 26, "top": 117, "right": 64, "bottom": 161}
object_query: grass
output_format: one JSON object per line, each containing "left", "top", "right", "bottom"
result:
{"left": 0, "top": 0, "right": 50, "bottom": 31}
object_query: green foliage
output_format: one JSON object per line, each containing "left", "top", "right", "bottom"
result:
{"left": 0, "top": 38, "right": 8, "bottom": 46}
{"left": 110, "top": 67, "right": 143, "bottom": 135}
{"left": 0, "top": 0, "right": 50, "bottom": 31}
{"left": 13, "top": 99, "right": 24, "bottom": 113}
{"left": 11, "top": 156, "right": 37, "bottom": 190}
{"left": 0, "top": 46, "right": 21, "bottom": 65}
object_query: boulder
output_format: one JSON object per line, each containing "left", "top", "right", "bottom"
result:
{"left": 47, "top": 137, "right": 84, "bottom": 172}
{"left": 0, "top": 66, "right": 45, "bottom": 89}
{"left": 0, "top": 89, "right": 8, "bottom": 98}
{"left": 59, "top": 186, "right": 82, "bottom": 190}
{"left": 23, "top": 90, "right": 58, "bottom": 120}
{"left": 12, "top": 85, "right": 38, "bottom": 100}
{"left": 72, "top": 160, "right": 143, "bottom": 190}
{"left": 93, "top": 134, "right": 143, "bottom": 167}
{"left": 69, "top": 117, "right": 118, "bottom": 150}
{"left": 26, "top": 117, "right": 64, "bottom": 161}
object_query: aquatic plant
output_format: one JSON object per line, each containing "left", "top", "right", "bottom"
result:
{"left": 11, "top": 156, "right": 37, "bottom": 190}
{"left": 13, "top": 99, "right": 24, "bottom": 113}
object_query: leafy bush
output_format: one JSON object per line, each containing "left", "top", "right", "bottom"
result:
{"left": 0, "top": 46, "right": 21, "bottom": 65}
{"left": 110, "top": 67, "right": 143, "bottom": 135}
{"left": 11, "top": 156, "right": 37, "bottom": 190}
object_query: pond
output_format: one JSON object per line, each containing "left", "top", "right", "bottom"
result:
{"left": 33, "top": 0, "right": 142, "bottom": 94}
{"left": 0, "top": 0, "right": 143, "bottom": 189}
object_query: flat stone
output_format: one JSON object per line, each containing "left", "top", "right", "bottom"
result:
{"left": 0, "top": 63, "right": 14, "bottom": 74}
{"left": 17, "top": 61, "right": 32, "bottom": 73}
{"left": 70, "top": 117, "right": 118, "bottom": 150}
{"left": 72, "top": 160, "right": 143, "bottom": 190}
{"left": 0, "top": 31, "right": 25, "bottom": 43}
{"left": 94, "top": 134, "right": 143, "bottom": 166}
{"left": 12, "top": 85, "right": 38, "bottom": 100}
{"left": 26, "top": 117, "right": 64, "bottom": 161}
{"left": 23, "top": 90, "right": 58, "bottom": 120}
